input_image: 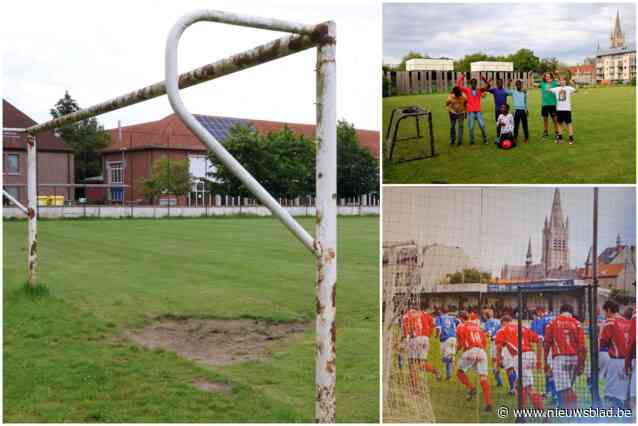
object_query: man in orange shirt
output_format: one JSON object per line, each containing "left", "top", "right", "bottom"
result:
{"left": 456, "top": 311, "right": 492, "bottom": 412}
{"left": 544, "top": 304, "right": 586, "bottom": 409}
{"left": 495, "top": 315, "right": 544, "bottom": 409}
{"left": 402, "top": 302, "right": 441, "bottom": 392}
{"left": 599, "top": 300, "right": 632, "bottom": 409}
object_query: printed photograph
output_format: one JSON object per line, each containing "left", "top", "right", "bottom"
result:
{"left": 382, "top": 187, "right": 636, "bottom": 422}
{"left": 2, "top": 1, "right": 380, "bottom": 422}
{"left": 382, "top": 3, "right": 636, "bottom": 184}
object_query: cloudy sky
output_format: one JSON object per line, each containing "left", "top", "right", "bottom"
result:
{"left": 383, "top": 187, "right": 636, "bottom": 276}
{"left": 383, "top": 3, "right": 636, "bottom": 65}
{"left": 2, "top": 0, "right": 379, "bottom": 131}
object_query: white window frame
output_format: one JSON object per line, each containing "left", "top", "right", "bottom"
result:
{"left": 6, "top": 153, "right": 20, "bottom": 175}
{"left": 108, "top": 161, "right": 124, "bottom": 185}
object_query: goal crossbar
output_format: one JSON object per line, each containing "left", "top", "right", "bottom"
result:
{"left": 19, "top": 9, "right": 337, "bottom": 423}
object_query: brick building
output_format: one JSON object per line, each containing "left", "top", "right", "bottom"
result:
{"left": 94, "top": 113, "right": 379, "bottom": 206}
{"left": 578, "top": 234, "right": 636, "bottom": 295}
{"left": 2, "top": 100, "right": 74, "bottom": 205}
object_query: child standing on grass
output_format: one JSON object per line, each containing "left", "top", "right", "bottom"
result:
{"left": 455, "top": 73, "right": 489, "bottom": 145}
{"left": 511, "top": 80, "right": 529, "bottom": 143}
{"left": 496, "top": 104, "right": 516, "bottom": 149}
{"left": 545, "top": 76, "right": 577, "bottom": 145}
{"left": 445, "top": 86, "right": 468, "bottom": 147}
{"left": 540, "top": 72, "right": 559, "bottom": 141}
{"left": 482, "top": 76, "right": 511, "bottom": 144}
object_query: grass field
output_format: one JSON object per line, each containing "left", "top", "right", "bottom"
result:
{"left": 3, "top": 216, "right": 379, "bottom": 422}
{"left": 383, "top": 86, "right": 636, "bottom": 183}
{"left": 387, "top": 334, "right": 599, "bottom": 423}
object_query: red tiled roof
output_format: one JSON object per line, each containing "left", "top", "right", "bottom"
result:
{"left": 568, "top": 65, "right": 594, "bottom": 74}
{"left": 2, "top": 99, "right": 73, "bottom": 152}
{"left": 577, "top": 263, "right": 625, "bottom": 279}
{"left": 104, "top": 114, "right": 380, "bottom": 158}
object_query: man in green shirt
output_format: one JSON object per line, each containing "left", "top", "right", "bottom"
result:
{"left": 540, "top": 72, "right": 559, "bottom": 141}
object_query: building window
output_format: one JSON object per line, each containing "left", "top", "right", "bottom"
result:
{"left": 6, "top": 153, "right": 19, "bottom": 175}
{"left": 3, "top": 186, "right": 20, "bottom": 205}
{"left": 108, "top": 161, "right": 124, "bottom": 184}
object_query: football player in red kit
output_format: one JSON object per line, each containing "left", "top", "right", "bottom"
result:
{"left": 402, "top": 302, "right": 441, "bottom": 392}
{"left": 456, "top": 311, "right": 493, "bottom": 412}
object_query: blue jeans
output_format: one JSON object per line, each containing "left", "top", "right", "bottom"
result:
{"left": 449, "top": 112, "right": 464, "bottom": 145}
{"left": 467, "top": 111, "right": 487, "bottom": 144}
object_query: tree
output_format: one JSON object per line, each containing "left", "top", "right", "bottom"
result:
{"left": 446, "top": 268, "right": 493, "bottom": 284}
{"left": 50, "top": 91, "right": 110, "bottom": 194}
{"left": 337, "top": 120, "right": 379, "bottom": 199}
{"left": 510, "top": 49, "right": 540, "bottom": 72}
{"left": 538, "top": 57, "right": 561, "bottom": 76}
{"left": 138, "top": 157, "right": 192, "bottom": 203}
{"left": 207, "top": 124, "right": 315, "bottom": 200}
{"left": 610, "top": 288, "right": 633, "bottom": 306}
{"left": 398, "top": 51, "right": 430, "bottom": 71}
{"left": 207, "top": 121, "right": 379, "bottom": 201}
{"left": 453, "top": 52, "right": 491, "bottom": 72}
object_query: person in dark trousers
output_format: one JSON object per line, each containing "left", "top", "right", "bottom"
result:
{"left": 445, "top": 86, "right": 468, "bottom": 146}
{"left": 511, "top": 80, "right": 529, "bottom": 143}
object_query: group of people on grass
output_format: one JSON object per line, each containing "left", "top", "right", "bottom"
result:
{"left": 445, "top": 72, "right": 577, "bottom": 149}
{"left": 398, "top": 301, "right": 636, "bottom": 419}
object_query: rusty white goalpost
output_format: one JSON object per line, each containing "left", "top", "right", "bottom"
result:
{"left": 7, "top": 10, "right": 337, "bottom": 422}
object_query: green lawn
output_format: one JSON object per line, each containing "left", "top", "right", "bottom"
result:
{"left": 3, "top": 216, "right": 379, "bottom": 422}
{"left": 383, "top": 86, "right": 636, "bottom": 183}
{"left": 389, "top": 334, "right": 600, "bottom": 423}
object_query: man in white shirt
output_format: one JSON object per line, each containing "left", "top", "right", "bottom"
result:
{"left": 546, "top": 76, "right": 577, "bottom": 145}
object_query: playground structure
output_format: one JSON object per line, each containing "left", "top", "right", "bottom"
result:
{"left": 385, "top": 106, "right": 435, "bottom": 163}
{"left": 3, "top": 10, "right": 337, "bottom": 423}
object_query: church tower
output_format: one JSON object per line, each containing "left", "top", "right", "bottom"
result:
{"left": 611, "top": 9, "right": 625, "bottom": 48}
{"left": 542, "top": 189, "right": 570, "bottom": 274}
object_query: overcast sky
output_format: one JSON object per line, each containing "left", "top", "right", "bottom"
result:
{"left": 1, "top": 0, "right": 380, "bottom": 131}
{"left": 383, "top": 187, "right": 636, "bottom": 276}
{"left": 383, "top": 3, "right": 636, "bottom": 66}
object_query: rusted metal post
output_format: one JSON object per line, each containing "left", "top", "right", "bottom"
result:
{"left": 27, "top": 134, "right": 38, "bottom": 287}
{"left": 2, "top": 189, "right": 29, "bottom": 214}
{"left": 315, "top": 20, "right": 337, "bottom": 423}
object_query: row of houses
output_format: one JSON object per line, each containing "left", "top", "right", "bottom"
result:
{"left": 3, "top": 99, "right": 379, "bottom": 207}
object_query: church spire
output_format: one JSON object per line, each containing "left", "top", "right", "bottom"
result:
{"left": 526, "top": 237, "right": 533, "bottom": 266}
{"left": 611, "top": 9, "right": 625, "bottom": 48}
{"left": 550, "top": 188, "right": 565, "bottom": 227}
{"left": 617, "top": 233, "right": 622, "bottom": 247}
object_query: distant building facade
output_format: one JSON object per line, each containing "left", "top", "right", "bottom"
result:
{"left": 568, "top": 65, "right": 595, "bottom": 85}
{"left": 578, "top": 234, "right": 636, "bottom": 295}
{"left": 595, "top": 10, "right": 636, "bottom": 83}
{"left": 2, "top": 100, "right": 75, "bottom": 206}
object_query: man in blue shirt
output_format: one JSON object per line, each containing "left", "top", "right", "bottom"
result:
{"left": 436, "top": 308, "right": 460, "bottom": 380}
{"left": 483, "top": 309, "right": 504, "bottom": 387}
{"left": 482, "top": 76, "right": 511, "bottom": 144}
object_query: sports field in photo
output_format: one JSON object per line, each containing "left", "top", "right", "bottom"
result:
{"left": 383, "top": 86, "right": 636, "bottom": 184}
{"left": 3, "top": 216, "right": 379, "bottom": 422}
{"left": 386, "top": 329, "right": 601, "bottom": 423}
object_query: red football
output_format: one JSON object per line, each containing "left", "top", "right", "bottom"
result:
{"left": 501, "top": 139, "right": 513, "bottom": 149}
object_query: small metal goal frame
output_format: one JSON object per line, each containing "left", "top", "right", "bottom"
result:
{"left": 4, "top": 10, "right": 337, "bottom": 422}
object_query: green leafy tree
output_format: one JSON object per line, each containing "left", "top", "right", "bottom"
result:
{"left": 510, "top": 49, "right": 540, "bottom": 72}
{"left": 337, "top": 120, "right": 379, "bottom": 199}
{"left": 207, "top": 121, "right": 378, "bottom": 201}
{"left": 453, "top": 52, "right": 491, "bottom": 72}
{"left": 538, "top": 57, "right": 561, "bottom": 76}
{"left": 138, "top": 157, "right": 192, "bottom": 203}
{"left": 50, "top": 91, "right": 110, "bottom": 190}
{"left": 446, "top": 268, "right": 493, "bottom": 284}
{"left": 610, "top": 288, "right": 633, "bottom": 306}
{"left": 208, "top": 124, "right": 315, "bottom": 199}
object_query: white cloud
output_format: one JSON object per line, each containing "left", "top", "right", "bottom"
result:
{"left": 2, "top": 0, "right": 380, "bottom": 131}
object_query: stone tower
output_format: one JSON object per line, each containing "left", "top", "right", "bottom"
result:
{"left": 525, "top": 237, "right": 533, "bottom": 277}
{"left": 611, "top": 10, "right": 625, "bottom": 49}
{"left": 541, "top": 189, "right": 570, "bottom": 274}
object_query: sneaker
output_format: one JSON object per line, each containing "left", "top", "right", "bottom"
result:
{"left": 568, "top": 137, "right": 574, "bottom": 145}
{"left": 542, "top": 131, "right": 548, "bottom": 139}
{"left": 555, "top": 135, "right": 562, "bottom": 144}
{"left": 508, "top": 388, "right": 516, "bottom": 396}
{"left": 466, "top": 387, "right": 477, "bottom": 400}
{"left": 485, "top": 404, "right": 493, "bottom": 412}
